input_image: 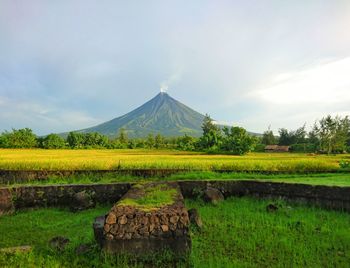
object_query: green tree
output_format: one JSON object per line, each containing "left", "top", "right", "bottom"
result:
{"left": 42, "top": 134, "right": 66, "bottom": 149}
{"left": 315, "top": 115, "right": 350, "bottom": 154}
{"left": 278, "top": 125, "right": 306, "bottom": 145}
{"left": 154, "top": 133, "right": 164, "bottom": 149}
{"left": 146, "top": 133, "right": 155, "bottom": 149}
{"left": 117, "top": 128, "right": 128, "bottom": 147}
{"left": 221, "top": 126, "right": 256, "bottom": 155}
{"left": 0, "top": 128, "right": 37, "bottom": 148}
{"left": 261, "top": 127, "right": 276, "bottom": 145}
{"left": 176, "top": 135, "right": 196, "bottom": 151}
{"left": 84, "top": 132, "right": 109, "bottom": 148}
{"left": 66, "top": 132, "right": 85, "bottom": 148}
{"left": 199, "top": 114, "right": 222, "bottom": 150}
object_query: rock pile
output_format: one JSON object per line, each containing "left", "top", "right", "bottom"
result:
{"left": 103, "top": 204, "right": 190, "bottom": 240}
{"left": 94, "top": 182, "right": 191, "bottom": 256}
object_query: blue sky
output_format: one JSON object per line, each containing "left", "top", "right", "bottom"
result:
{"left": 1, "top": 0, "right": 350, "bottom": 135}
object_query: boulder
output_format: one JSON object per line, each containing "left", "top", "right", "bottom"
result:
{"left": 49, "top": 236, "right": 70, "bottom": 251}
{"left": 203, "top": 187, "right": 224, "bottom": 205}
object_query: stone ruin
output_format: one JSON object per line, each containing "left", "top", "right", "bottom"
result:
{"left": 93, "top": 182, "right": 191, "bottom": 256}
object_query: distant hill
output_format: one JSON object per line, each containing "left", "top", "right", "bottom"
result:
{"left": 74, "top": 92, "right": 206, "bottom": 138}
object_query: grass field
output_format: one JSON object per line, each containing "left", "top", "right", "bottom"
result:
{"left": 0, "top": 149, "right": 348, "bottom": 172}
{"left": 0, "top": 197, "right": 349, "bottom": 267}
{"left": 5, "top": 171, "right": 350, "bottom": 187}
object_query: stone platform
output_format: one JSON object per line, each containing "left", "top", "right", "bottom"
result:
{"left": 94, "top": 182, "right": 191, "bottom": 256}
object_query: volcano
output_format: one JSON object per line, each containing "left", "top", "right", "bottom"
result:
{"left": 76, "top": 92, "right": 206, "bottom": 137}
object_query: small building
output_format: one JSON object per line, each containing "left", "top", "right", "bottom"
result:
{"left": 265, "top": 145, "right": 290, "bottom": 152}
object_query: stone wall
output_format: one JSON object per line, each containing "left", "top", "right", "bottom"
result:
{"left": 1, "top": 180, "right": 350, "bottom": 215}
{"left": 0, "top": 183, "right": 130, "bottom": 213}
{"left": 179, "top": 180, "right": 350, "bottom": 212}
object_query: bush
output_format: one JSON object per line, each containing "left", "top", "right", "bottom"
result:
{"left": 339, "top": 160, "right": 350, "bottom": 169}
{"left": 42, "top": 134, "right": 66, "bottom": 149}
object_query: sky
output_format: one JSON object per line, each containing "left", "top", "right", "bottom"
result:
{"left": 1, "top": 0, "right": 350, "bottom": 135}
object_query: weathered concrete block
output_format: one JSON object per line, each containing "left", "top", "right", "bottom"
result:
{"left": 98, "top": 182, "right": 191, "bottom": 256}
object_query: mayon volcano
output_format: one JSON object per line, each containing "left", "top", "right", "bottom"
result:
{"left": 75, "top": 92, "right": 206, "bottom": 138}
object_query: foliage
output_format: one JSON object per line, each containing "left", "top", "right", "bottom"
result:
{"left": 174, "top": 135, "right": 196, "bottom": 151}
{"left": 278, "top": 125, "right": 306, "bottom": 146}
{"left": 66, "top": 132, "right": 85, "bottom": 148}
{"left": 0, "top": 128, "right": 37, "bottom": 148}
{"left": 199, "top": 114, "right": 222, "bottom": 150}
{"left": 339, "top": 160, "right": 350, "bottom": 169}
{"left": 313, "top": 115, "right": 350, "bottom": 154}
{"left": 117, "top": 128, "right": 128, "bottom": 147}
{"left": 42, "top": 134, "right": 66, "bottom": 149}
{"left": 261, "top": 128, "right": 276, "bottom": 145}
{"left": 221, "top": 126, "right": 256, "bottom": 155}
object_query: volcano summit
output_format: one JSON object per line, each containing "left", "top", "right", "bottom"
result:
{"left": 75, "top": 92, "right": 206, "bottom": 138}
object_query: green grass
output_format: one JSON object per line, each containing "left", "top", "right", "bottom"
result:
{"left": 4, "top": 171, "right": 350, "bottom": 187}
{"left": 117, "top": 183, "right": 178, "bottom": 211}
{"left": 1, "top": 198, "right": 349, "bottom": 267}
{"left": 187, "top": 198, "right": 350, "bottom": 267}
{"left": 0, "top": 149, "right": 347, "bottom": 173}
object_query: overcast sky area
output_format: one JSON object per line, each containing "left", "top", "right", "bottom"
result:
{"left": 1, "top": 0, "right": 350, "bottom": 135}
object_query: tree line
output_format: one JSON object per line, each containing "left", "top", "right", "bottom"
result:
{"left": 0, "top": 115, "right": 349, "bottom": 155}
{"left": 260, "top": 115, "right": 350, "bottom": 154}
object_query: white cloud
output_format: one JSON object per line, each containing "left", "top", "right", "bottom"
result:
{"left": 254, "top": 57, "right": 350, "bottom": 104}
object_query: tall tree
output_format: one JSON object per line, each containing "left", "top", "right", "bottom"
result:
{"left": 199, "top": 114, "right": 222, "bottom": 149}
{"left": 117, "top": 128, "right": 128, "bottom": 146}
{"left": 221, "top": 126, "right": 256, "bottom": 155}
{"left": 262, "top": 126, "right": 276, "bottom": 145}
{"left": 314, "top": 115, "right": 350, "bottom": 154}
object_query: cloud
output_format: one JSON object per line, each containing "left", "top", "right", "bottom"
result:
{"left": 253, "top": 57, "right": 350, "bottom": 104}
{"left": 1, "top": 1, "right": 350, "bottom": 134}
{"left": 0, "top": 96, "right": 101, "bottom": 134}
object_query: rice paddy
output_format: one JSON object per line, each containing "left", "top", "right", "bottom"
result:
{"left": 0, "top": 149, "right": 347, "bottom": 172}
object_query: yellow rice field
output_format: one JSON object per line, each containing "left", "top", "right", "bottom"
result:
{"left": 0, "top": 149, "right": 347, "bottom": 172}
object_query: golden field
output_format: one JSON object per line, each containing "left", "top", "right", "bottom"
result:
{"left": 0, "top": 149, "right": 347, "bottom": 172}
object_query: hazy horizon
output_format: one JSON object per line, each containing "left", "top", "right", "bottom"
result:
{"left": 1, "top": 1, "right": 350, "bottom": 135}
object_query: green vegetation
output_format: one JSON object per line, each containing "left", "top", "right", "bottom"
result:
{"left": 4, "top": 171, "right": 350, "bottom": 187}
{"left": 258, "top": 115, "right": 350, "bottom": 154}
{"left": 187, "top": 197, "right": 350, "bottom": 267}
{"left": 117, "top": 183, "right": 177, "bottom": 211}
{"left": 1, "top": 115, "right": 349, "bottom": 155}
{"left": 1, "top": 197, "right": 349, "bottom": 267}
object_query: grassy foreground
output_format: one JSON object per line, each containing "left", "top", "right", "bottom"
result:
{"left": 0, "top": 149, "right": 347, "bottom": 172}
{"left": 0, "top": 197, "right": 349, "bottom": 267}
